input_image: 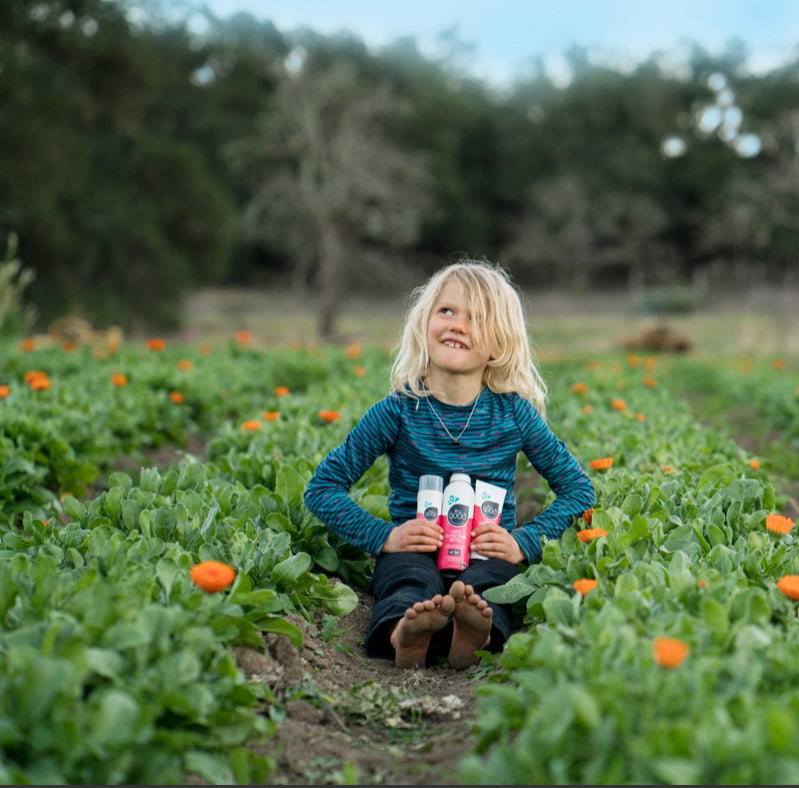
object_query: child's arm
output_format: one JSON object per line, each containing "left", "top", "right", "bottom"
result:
{"left": 304, "top": 397, "right": 400, "bottom": 556}
{"left": 511, "top": 401, "right": 596, "bottom": 563}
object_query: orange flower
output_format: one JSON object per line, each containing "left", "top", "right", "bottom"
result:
{"left": 642, "top": 376, "right": 657, "bottom": 388}
{"left": 772, "top": 358, "right": 785, "bottom": 370}
{"left": 626, "top": 353, "right": 640, "bottom": 367}
{"left": 582, "top": 404, "right": 592, "bottom": 414}
{"left": 146, "top": 338, "right": 166, "bottom": 351}
{"left": 242, "top": 420, "right": 261, "bottom": 431}
{"left": 190, "top": 560, "right": 236, "bottom": 593}
{"left": 748, "top": 459, "right": 760, "bottom": 469}
{"left": 110, "top": 373, "right": 128, "bottom": 387}
{"left": 235, "top": 330, "right": 252, "bottom": 344}
{"left": 176, "top": 359, "right": 194, "bottom": 371}
{"left": 766, "top": 513, "right": 794, "bottom": 536}
{"left": 63, "top": 340, "right": 76, "bottom": 353}
{"left": 569, "top": 382, "right": 588, "bottom": 393}
{"left": 653, "top": 636, "right": 689, "bottom": 668}
{"left": 20, "top": 337, "right": 37, "bottom": 351}
{"left": 345, "top": 343, "right": 362, "bottom": 359}
{"left": 777, "top": 575, "right": 799, "bottom": 600}
{"left": 319, "top": 410, "right": 341, "bottom": 423}
{"left": 697, "top": 579, "right": 707, "bottom": 588}
{"left": 0, "top": 385, "right": 9, "bottom": 399}
{"left": 611, "top": 398, "right": 626, "bottom": 411}
{"left": 29, "top": 376, "right": 51, "bottom": 391}
{"left": 354, "top": 366, "right": 367, "bottom": 377}
{"left": 169, "top": 391, "right": 185, "bottom": 404}
{"left": 198, "top": 342, "right": 213, "bottom": 355}
{"left": 262, "top": 411, "right": 280, "bottom": 421}
{"left": 274, "top": 386, "right": 290, "bottom": 397}
{"left": 589, "top": 457, "right": 614, "bottom": 471}
{"left": 24, "top": 370, "right": 47, "bottom": 383}
{"left": 581, "top": 508, "right": 594, "bottom": 525}
{"left": 577, "top": 528, "right": 607, "bottom": 543}
{"left": 573, "top": 578, "right": 598, "bottom": 595}
{"left": 661, "top": 464, "right": 675, "bottom": 474}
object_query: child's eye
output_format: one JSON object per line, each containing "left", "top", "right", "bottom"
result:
{"left": 439, "top": 306, "right": 453, "bottom": 315}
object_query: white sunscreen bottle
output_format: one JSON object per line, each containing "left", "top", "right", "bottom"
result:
{"left": 417, "top": 474, "right": 444, "bottom": 524}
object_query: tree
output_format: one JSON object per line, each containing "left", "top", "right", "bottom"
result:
{"left": 227, "top": 51, "right": 434, "bottom": 339}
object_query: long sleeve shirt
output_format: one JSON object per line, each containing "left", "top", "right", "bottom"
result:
{"left": 303, "top": 387, "right": 596, "bottom": 563}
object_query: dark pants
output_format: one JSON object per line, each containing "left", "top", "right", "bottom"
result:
{"left": 366, "top": 552, "right": 520, "bottom": 666}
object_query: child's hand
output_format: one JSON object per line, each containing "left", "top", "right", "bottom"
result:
{"left": 471, "top": 522, "right": 525, "bottom": 564}
{"left": 382, "top": 519, "right": 443, "bottom": 553}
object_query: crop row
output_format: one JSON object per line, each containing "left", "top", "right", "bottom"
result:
{"left": 0, "top": 337, "right": 796, "bottom": 784}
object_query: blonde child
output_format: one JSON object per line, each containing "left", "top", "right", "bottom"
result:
{"left": 304, "top": 259, "right": 595, "bottom": 669}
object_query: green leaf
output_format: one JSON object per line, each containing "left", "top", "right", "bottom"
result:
{"left": 88, "top": 689, "right": 142, "bottom": 748}
{"left": 258, "top": 616, "right": 304, "bottom": 647}
{"left": 271, "top": 552, "right": 312, "bottom": 586}
{"left": 542, "top": 589, "right": 573, "bottom": 626}
{"left": 183, "top": 750, "right": 234, "bottom": 786}
{"left": 700, "top": 597, "right": 728, "bottom": 639}
{"left": 156, "top": 557, "right": 181, "bottom": 597}
{"left": 274, "top": 464, "right": 305, "bottom": 507}
{"left": 62, "top": 496, "right": 85, "bottom": 522}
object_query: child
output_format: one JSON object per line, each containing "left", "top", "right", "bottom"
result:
{"left": 304, "top": 259, "right": 595, "bottom": 669}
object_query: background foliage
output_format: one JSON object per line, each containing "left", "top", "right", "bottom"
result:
{"left": 1, "top": 0, "right": 798, "bottom": 335}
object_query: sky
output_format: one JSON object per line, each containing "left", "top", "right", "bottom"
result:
{"left": 185, "top": 0, "right": 799, "bottom": 86}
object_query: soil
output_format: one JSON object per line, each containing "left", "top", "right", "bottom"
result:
{"left": 239, "top": 588, "right": 486, "bottom": 786}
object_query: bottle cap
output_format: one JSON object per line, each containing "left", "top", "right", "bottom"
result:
{"left": 450, "top": 472, "right": 471, "bottom": 484}
{"left": 419, "top": 474, "right": 444, "bottom": 492}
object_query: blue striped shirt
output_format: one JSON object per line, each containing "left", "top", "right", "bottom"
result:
{"left": 303, "top": 387, "right": 596, "bottom": 562}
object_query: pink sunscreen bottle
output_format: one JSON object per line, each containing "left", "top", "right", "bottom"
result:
{"left": 470, "top": 479, "right": 507, "bottom": 561}
{"left": 438, "top": 473, "right": 474, "bottom": 571}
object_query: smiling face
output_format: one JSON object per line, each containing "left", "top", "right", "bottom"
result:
{"left": 425, "top": 280, "right": 492, "bottom": 390}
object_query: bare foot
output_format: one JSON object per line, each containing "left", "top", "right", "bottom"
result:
{"left": 447, "top": 581, "right": 492, "bottom": 669}
{"left": 390, "top": 593, "right": 456, "bottom": 668}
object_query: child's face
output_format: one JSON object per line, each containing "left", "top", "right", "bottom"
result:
{"left": 426, "top": 281, "right": 492, "bottom": 380}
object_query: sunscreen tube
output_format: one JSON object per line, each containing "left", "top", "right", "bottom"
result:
{"left": 438, "top": 473, "right": 474, "bottom": 571}
{"left": 470, "top": 479, "right": 507, "bottom": 561}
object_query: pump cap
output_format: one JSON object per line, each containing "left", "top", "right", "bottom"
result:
{"left": 450, "top": 472, "right": 471, "bottom": 484}
{"left": 418, "top": 474, "right": 444, "bottom": 492}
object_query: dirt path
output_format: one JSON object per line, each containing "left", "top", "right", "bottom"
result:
{"left": 237, "top": 586, "right": 485, "bottom": 786}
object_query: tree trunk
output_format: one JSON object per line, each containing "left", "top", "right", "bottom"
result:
{"left": 316, "top": 220, "right": 345, "bottom": 340}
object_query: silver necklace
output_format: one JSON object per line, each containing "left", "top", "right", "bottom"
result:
{"left": 425, "top": 388, "right": 482, "bottom": 445}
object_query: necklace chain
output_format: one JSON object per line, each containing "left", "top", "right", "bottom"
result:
{"left": 425, "top": 388, "right": 482, "bottom": 445}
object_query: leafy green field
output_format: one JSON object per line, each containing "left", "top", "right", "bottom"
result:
{"left": 0, "top": 318, "right": 797, "bottom": 784}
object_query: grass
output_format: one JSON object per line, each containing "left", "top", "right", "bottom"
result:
{"left": 178, "top": 285, "right": 799, "bottom": 362}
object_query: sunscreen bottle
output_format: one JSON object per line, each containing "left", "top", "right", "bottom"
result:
{"left": 438, "top": 473, "right": 474, "bottom": 571}
{"left": 417, "top": 474, "right": 444, "bottom": 524}
{"left": 470, "top": 479, "right": 507, "bottom": 561}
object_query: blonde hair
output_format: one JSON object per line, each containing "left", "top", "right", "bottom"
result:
{"left": 390, "top": 259, "right": 548, "bottom": 415}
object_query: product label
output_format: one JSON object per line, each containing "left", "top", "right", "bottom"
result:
{"left": 420, "top": 504, "right": 440, "bottom": 522}
{"left": 446, "top": 503, "right": 470, "bottom": 527}
{"left": 479, "top": 499, "right": 501, "bottom": 520}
